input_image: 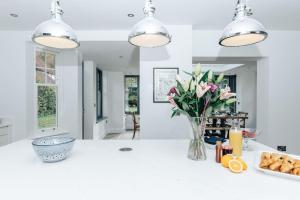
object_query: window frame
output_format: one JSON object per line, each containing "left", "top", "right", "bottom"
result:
{"left": 96, "top": 68, "right": 103, "bottom": 122}
{"left": 34, "top": 48, "right": 59, "bottom": 133}
{"left": 124, "top": 75, "right": 140, "bottom": 114}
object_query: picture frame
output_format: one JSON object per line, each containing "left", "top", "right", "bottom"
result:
{"left": 153, "top": 68, "right": 179, "bottom": 103}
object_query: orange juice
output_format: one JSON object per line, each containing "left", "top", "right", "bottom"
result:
{"left": 229, "top": 128, "right": 243, "bottom": 157}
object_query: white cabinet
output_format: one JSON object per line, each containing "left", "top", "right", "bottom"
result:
{"left": 92, "top": 118, "right": 108, "bottom": 140}
{"left": 0, "top": 125, "right": 11, "bottom": 146}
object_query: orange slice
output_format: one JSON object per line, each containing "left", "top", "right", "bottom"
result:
{"left": 229, "top": 159, "right": 243, "bottom": 173}
{"left": 237, "top": 157, "right": 248, "bottom": 170}
{"left": 221, "top": 154, "right": 234, "bottom": 168}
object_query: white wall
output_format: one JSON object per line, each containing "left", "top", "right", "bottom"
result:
{"left": 104, "top": 71, "right": 125, "bottom": 133}
{"left": 226, "top": 64, "right": 257, "bottom": 128}
{"left": 140, "top": 25, "right": 193, "bottom": 139}
{"left": 0, "top": 32, "right": 28, "bottom": 141}
{"left": 193, "top": 30, "right": 300, "bottom": 154}
{"left": 57, "top": 50, "right": 82, "bottom": 139}
{"left": 83, "top": 61, "right": 96, "bottom": 139}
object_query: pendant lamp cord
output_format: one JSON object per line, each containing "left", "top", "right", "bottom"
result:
{"left": 234, "top": 0, "right": 252, "bottom": 20}
{"left": 51, "top": 0, "right": 64, "bottom": 18}
{"left": 144, "top": 0, "right": 155, "bottom": 17}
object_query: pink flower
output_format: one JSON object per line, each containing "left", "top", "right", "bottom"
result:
{"left": 220, "top": 86, "right": 236, "bottom": 100}
{"left": 208, "top": 83, "right": 218, "bottom": 93}
{"left": 168, "top": 87, "right": 179, "bottom": 96}
{"left": 196, "top": 82, "right": 211, "bottom": 98}
{"left": 167, "top": 96, "right": 178, "bottom": 108}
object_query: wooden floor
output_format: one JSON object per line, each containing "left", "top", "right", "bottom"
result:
{"left": 103, "top": 131, "right": 139, "bottom": 140}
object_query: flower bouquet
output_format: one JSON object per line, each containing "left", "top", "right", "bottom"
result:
{"left": 167, "top": 64, "right": 236, "bottom": 161}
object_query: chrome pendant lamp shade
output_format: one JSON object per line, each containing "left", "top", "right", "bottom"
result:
{"left": 128, "top": 0, "right": 171, "bottom": 48}
{"left": 219, "top": 0, "right": 268, "bottom": 47}
{"left": 32, "top": 0, "right": 79, "bottom": 49}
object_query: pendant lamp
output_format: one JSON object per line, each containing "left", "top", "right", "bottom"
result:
{"left": 219, "top": 0, "right": 268, "bottom": 47}
{"left": 128, "top": 0, "right": 171, "bottom": 48}
{"left": 32, "top": 0, "right": 79, "bottom": 49}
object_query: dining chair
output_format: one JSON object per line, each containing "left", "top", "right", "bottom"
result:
{"left": 132, "top": 112, "right": 140, "bottom": 140}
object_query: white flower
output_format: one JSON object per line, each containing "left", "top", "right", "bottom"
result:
{"left": 220, "top": 86, "right": 236, "bottom": 100}
{"left": 208, "top": 70, "right": 213, "bottom": 82}
{"left": 194, "top": 64, "right": 202, "bottom": 76}
{"left": 190, "top": 80, "right": 196, "bottom": 91}
{"left": 183, "top": 80, "right": 190, "bottom": 92}
{"left": 176, "top": 75, "right": 183, "bottom": 84}
{"left": 176, "top": 75, "right": 190, "bottom": 92}
{"left": 196, "top": 82, "right": 211, "bottom": 98}
{"left": 216, "top": 73, "right": 224, "bottom": 83}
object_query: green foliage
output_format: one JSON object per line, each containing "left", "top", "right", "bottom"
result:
{"left": 38, "top": 86, "right": 56, "bottom": 117}
{"left": 38, "top": 115, "right": 56, "bottom": 129}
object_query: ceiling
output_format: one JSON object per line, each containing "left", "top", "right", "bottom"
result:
{"left": 79, "top": 41, "right": 139, "bottom": 72}
{"left": 199, "top": 64, "right": 245, "bottom": 73}
{"left": 1, "top": 0, "right": 300, "bottom": 30}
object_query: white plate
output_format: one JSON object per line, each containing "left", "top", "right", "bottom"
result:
{"left": 254, "top": 151, "right": 300, "bottom": 181}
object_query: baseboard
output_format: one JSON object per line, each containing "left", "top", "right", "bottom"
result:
{"left": 106, "top": 128, "right": 125, "bottom": 134}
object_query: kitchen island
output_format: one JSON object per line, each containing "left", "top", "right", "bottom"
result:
{"left": 0, "top": 140, "right": 299, "bottom": 200}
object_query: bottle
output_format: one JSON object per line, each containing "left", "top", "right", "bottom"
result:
{"left": 216, "top": 141, "right": 222, "bottom": 163}
{"left": 229, "top": 120, "right": 243, "bottom": 157}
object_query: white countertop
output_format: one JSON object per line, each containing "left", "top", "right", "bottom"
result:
{"left": 0, "top": 140, "right": 299, "bottom": 200}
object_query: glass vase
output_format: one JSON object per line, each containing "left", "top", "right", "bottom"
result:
{"left": 188, "top": 116, "right": 207, "bottom": 161}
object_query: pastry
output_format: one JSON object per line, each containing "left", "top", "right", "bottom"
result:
{"left": 292, "top": 168, "right": 300, "bottom": 176}
{"left": 271, "top": 153, "right": 282, "bottom": 162}
{"left": 261, "top": 152, "right": 271, "bottom": 160}
{"left": 293, "top": 160, "right": 300, "bottom": 168}
{"left": 269, "top": 161, "right": 282, "bottom": 171}
{"left": 259, "top": 152, "right": 300, "bottom": 177}
{"left": 283, "top": 156, "right": 295, "bottom": 164}
{"left": 260, "top": 159, "right": 271, "bottom": 168}
{"left": 280, "top": 163, "right": 294, "bottom": 173}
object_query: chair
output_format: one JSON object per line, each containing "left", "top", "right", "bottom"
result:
{"left": 237, "top": 111, "right": 248, "bottom": 128}
{"left": 132, "top": 112, "right": 140, "bottom": 140}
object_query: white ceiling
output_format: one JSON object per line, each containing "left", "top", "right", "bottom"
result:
{"left": 199, "top": 64, "right": 245, "bottom": 73}
{"left": 79, "top": 41, "right": 139, "bottom": 72}
{"left": 1, "top": 0, "right": 300, "bottom": 30}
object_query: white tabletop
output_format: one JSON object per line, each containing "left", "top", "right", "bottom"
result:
{"left": 0, "top": 140, "right": 299, "bottom": 200}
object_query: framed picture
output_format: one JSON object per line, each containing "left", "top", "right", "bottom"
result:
{"left": 153, "top": 68, "right": 179, "bottom": 103}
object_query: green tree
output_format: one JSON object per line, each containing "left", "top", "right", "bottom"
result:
{"left": 38, "top": 86, "right": 56, "bottom": 117}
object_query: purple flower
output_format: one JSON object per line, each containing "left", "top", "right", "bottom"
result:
{"left": 208, "top": 83, "right": 218, "bottom": 93}
{"left": 168, "top": 87, "right": 179, "bottom": 96}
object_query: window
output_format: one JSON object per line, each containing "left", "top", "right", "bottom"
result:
{"left": 96, "top": 69, "right": 103, "bottom": 121}
{"left": 124, "top": 76, "right": 139, "bottom": 114}
{"left": 35, "top": 50, "right": 58, "bottom": 130}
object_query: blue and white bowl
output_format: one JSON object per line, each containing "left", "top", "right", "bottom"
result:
{"left": 32, "top": 135, "right": 75, "bottom": 163}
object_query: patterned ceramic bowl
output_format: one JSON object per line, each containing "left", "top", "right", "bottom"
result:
{"left": 32, "top": 135, "right": 75, "bottom": 163}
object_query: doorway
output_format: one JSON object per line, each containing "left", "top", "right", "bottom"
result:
{"left": 79, "top": 41, "right": 140, "bottom": 140}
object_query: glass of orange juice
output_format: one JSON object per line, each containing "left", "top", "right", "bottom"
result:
{"left": 229, "top": 127, "right": 243, "bottom": 157}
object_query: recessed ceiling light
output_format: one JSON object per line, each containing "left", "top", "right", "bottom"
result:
{"left": 119, "top": 56, "right": 124, "bottom": 59}
{"left": 10, "top": 13, "right": 18, "bottom": 18}
{"left": 128, "top": 14, "right": 135, "bottom": 17}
